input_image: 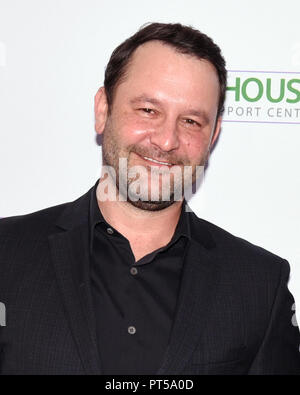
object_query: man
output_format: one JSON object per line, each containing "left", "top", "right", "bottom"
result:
{"left": 0, "top": 23, "right": 299, "bottom": 375}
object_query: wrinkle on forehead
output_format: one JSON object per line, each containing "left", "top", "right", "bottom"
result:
{"left": 130, "top": 94, "right": 211, "bottom": 125}
{"left": 114, "top": 40, "right": 220, "bottom": 119}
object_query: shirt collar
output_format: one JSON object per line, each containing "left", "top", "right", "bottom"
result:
{"left": 89, "top": 179, "right": 191, "bottom": 252}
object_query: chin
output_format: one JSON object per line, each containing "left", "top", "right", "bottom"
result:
{"left": 127, "top": 198, "right": 176, "bottom": 211}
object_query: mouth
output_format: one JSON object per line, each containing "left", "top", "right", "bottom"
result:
{"left": 142, "top": 156, "right": 174, "bottom": 166}
{"left": 134, "top": 152, "right": 174, "bottom": 167}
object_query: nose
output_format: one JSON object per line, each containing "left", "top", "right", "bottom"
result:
{"left": 149, "top": 117, "right": 180, "bottom": 152}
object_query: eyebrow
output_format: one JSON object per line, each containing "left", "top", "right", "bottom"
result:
{"left": 129, "top": 95, "right": 211, "bottom": 124}
{"left": 186, "top": 109, "right": 210, "bottom": 125}
{"left": 130, "top": 95, "right": 161, "bottom": 106}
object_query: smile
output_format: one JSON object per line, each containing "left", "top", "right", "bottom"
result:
{"left": 142, "top": 156, "right": 173, "bottom": 166}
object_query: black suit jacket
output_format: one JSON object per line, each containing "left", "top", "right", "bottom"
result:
{"left": 0, "top": 185, "right": 299, "bottom": 375}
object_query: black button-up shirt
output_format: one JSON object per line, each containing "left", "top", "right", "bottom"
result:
{"left": 89, "top": 180, "right": 191, "bottom": 374}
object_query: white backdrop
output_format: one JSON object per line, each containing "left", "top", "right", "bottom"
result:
{"left": 0, "top": 0, "right": 299, "bottom": 322}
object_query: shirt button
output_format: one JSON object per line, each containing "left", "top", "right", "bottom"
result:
{"left": 130, "top": 267, "right": 138, "bottom": 276}
{"left": 128, "top": 326, "right": 136, "bottom": 335}
{"left": 106, "top": 227, "right": 114, "bottom": 235}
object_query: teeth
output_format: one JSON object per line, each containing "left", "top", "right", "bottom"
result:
{"left": 143, "top": 156, "right": 171, "bottom": 165}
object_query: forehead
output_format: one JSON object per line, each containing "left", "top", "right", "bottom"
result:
{"left": 116, "top": 40, "right": 220, "bottom": 110}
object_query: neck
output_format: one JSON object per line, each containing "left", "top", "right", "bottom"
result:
{"left": 96, "top": 175, "right": 183, "bottom": 242}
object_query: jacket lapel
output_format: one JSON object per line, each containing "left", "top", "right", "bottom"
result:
{"left": 47, "top": 186, "right": 220, "bottom": 375}
{"left": 157, "top": 227, "right": 220, "bottom": 375}
{"left": 48, "top": 187, "right": 102, "bottom": 375}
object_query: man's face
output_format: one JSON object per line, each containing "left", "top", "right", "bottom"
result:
{"left": 96, "top": 40, "right": 221, "bottom": 210}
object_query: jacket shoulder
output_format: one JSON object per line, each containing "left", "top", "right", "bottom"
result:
{"left": 189, "top": 214, "right": 292, "bottom": 315}
{"left": 0, "top": 202, "right": 69, "bottom": 240}
{"left": 190, "top": 213, "right": 287, "bottom": 269}
{"left": 0, "top": 185, "right": 92, "bottom": 240}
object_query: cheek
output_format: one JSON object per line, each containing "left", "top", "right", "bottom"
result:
{"left": 116, "top": 112, "right": 154, "bottom": 142}
{"left": 180, "top": 130, "right": 211, "bottom": 159}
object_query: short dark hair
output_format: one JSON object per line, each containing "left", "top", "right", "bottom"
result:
{"left": 104, "top": 22, "right": 227, "bottom": 117}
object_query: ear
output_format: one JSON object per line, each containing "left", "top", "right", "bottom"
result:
{"left": 94, "top": 87, "right": 108, "bottom": 134}
{"left": 206, "top": 116, "right": 222, "bottom": 162}
{"left": 210, "top": 116, "right": 222, "bottom": 149}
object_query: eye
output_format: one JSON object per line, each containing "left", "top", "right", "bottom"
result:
{"left": 183, "top": 118, "right": 201, "bottom": 128}
{"left": 139, "top": 108, "right": 155, "bottom": 114}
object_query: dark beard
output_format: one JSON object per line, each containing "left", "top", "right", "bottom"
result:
{"left": 101, "top": 122, "right": 178, "bottom": 211}
{"left": 101, "top": 119, "right": 205, "bottom": 211}
{"left": 126, "top": 197, "right": 176, "bottom": 211}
